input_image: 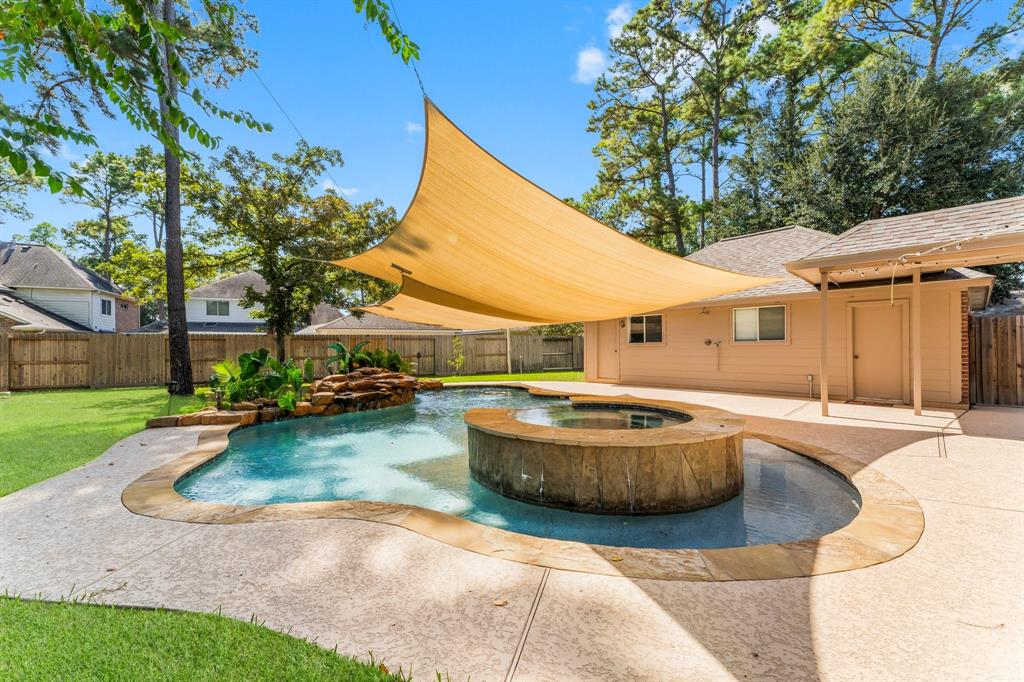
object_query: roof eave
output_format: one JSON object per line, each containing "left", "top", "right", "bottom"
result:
{"left": 787, "top": 231, "right": 1024, "bottom": 284}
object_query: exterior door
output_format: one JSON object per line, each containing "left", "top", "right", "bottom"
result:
{"left": 596, "top": 319, "right": 620, "bottom": 381}
{"left": 851, "top": 302, "right": 908, "bottom": 402}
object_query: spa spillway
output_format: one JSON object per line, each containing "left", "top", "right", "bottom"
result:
{"left": 465, "top": 396, "right": 745, "bottom": 514}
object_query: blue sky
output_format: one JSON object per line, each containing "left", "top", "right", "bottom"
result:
{"left": 3, "top": 0, "right": 1017, "bottom": 245}
{"left": 3, "top": 0, "right": 639, "bottom": 243}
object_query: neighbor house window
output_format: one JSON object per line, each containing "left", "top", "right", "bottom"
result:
{"left": 100, "top": 299, "right": 112, "bottom": 316}
{"left": 733, "top": 305, "right": 786, "bottom": 342}
{"left": 629, "top": 314, "right": 663, "bottom": 343}
{"left": 206, "top": 300, "right": 230, "bottom": 316}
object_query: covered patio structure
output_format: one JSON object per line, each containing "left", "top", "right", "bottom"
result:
{"left": 787, "top": 201, "right": 1024, "bottom": 416}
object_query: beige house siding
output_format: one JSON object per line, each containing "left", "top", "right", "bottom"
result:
{"left": 585, "top": 280, "right": 970, "bottom": 406}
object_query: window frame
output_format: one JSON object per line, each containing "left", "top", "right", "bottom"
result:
{"left": 100, "top": 299, "right": 112, "bottom": 316}
{"left": 206, "top": 300, "right": 230, "bottom": 317}
{"left": 627, "top": 314, "right": 665, "bottom": 345}
{"left": 731, "top": 304, "right": 788, "bottom": 344}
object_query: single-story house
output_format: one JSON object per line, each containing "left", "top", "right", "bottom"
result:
{"left": 584, "top": 197, "right": 1024, "bottom": 412}
{"left": 129, "top": 270, "right": 341, "bottom": 334}
{"left": 0, "top": 241, "right": 139, "bottom": 333}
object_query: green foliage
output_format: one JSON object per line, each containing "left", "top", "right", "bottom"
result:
{"left": 276, "top": 390, "right": 297, "bottom": 412}
{"left": 303, "top": 358, "right": 315, "bottom": 383}
{"left": 352, "top": 347, "right": 411, "bottom": 373}
{"left": 448, "top": 337, "right": 466, "bottom": 376}
{"left": 11, "top": 221, "right": 62, "bottom": 249}
{"left": 530, "top": 323, "right": 584, "bottom": 336}
{"left": 208, "top": 349, "right": 305, "bottom": 408}
{"left": 352, "top": 0, "right": 420, "bottom": 64}
{"left": 327, "top": 341, "right": 370, "bottom": 374}
{"left": 0, "top": 1, "right": 269, "bottom": 192}
{"left": 195, "top": 142, "right": 399, "bottom": 359}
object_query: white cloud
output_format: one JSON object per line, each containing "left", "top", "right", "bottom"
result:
{"left": 573, "top": 47, "right": 607, "bottom": 83}
{"left": 404, "top": 121, "right": 424, "bottom": 135}
{"left": 322, "top": 180, "right": 359, "bottom": 196}
{"left": 606, "top": 2, "right": 632, "bottom": 39}
{"left": 757, "top": 16, "right": 779, "bottom": 41}
{"left": 1005, "top": 30, "right": 1024, "bottom": 57}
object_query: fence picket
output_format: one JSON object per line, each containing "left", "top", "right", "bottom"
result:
{"left": 0, "top": 330, "right": 581, "bottom": 390}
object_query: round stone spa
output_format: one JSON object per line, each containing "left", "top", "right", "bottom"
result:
{"left": 466, "top": 398, "right": 745, "bottom": 514}
{"left": 175, "top": 388, "right": 861, "bottom": 549}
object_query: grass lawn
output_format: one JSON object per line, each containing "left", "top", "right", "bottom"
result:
{"left": 440, "top": 370, "right": 583, "bottom": 383}
{"left": 0, "top": 597, "right": 402, "bottom": 681}
{"left": 0, "top": 387, "right": 205, "bottom": 497}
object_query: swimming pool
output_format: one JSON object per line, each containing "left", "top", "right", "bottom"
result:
{"left": 176, "top": 388, "right": 862, "bottom": 549}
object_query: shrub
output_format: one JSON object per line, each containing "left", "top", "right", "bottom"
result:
{"left": 209, "top": 349, "right": 305, "bottom": 410}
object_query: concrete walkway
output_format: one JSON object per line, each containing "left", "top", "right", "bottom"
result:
{"left": 2, "top": 383, "right": 1022, "bottom": 681}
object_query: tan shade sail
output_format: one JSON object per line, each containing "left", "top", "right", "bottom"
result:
{"left": 333, "top": 99, "right": 778, "bottom": 329}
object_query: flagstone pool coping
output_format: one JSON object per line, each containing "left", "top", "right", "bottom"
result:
{"left": 121, "top": 389, "right": 924, "bottom": 581}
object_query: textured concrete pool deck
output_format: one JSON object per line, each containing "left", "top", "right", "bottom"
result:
{"left": 2, "top": 382, "right": 1022, "bottom": 681}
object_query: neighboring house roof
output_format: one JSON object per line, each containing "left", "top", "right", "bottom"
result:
{"left": 685, "top": 226, "right": 837, "bottom": 302}
{"left": 0, "top": 241, "right": 123, "bottom": 294}
{"left": 0, "top": 285, "right": 91, "bottom": 332}
{"left": 127, "top": 320, "right": 270, "bottom": 334}
{"left": 973, "top": 290, "right": 1024, "bottom": 317}
{"left": 300, "top": 311, "right": 458, "bottom": 334}
{"left": 188, "top": 270, "right": 266, "bottom": 299}
{"left": 798, "top": 196, "right": 1024, "bottom": 261}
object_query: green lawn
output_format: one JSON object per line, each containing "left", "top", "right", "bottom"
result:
{"left": 440, "top": 370, "right": 583, "bottom": 383}
{"left": 0, "top": 597, "right": 403, "bottom": 681}
{"left": 0, "top": 387, "right": 205, "bottom": 496}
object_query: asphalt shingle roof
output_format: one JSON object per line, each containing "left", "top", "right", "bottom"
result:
{"left": 685, "top": 226, "right": 836, "bottom": 302}
{"left": 0, "top": 241, "right": 122, "bottom": 294}
{"left": 797, "top": 196, "right": 1024, "bottom": 261}
{"left": 0, "top": 285, "right": 90, "bottom": 332}
{"left": 188, "top": 270, "right": 267, "bottom": 298}
{"left": 313, "top": 311, "right": 455, "bottom": 332}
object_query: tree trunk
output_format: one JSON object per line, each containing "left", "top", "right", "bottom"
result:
{"left": 711, "top": 93, "right": 721, "bottom": 208}
{"left": 658, "top": 96, "right": 685, "bottom": 255}
{"left": 699, "top": 153, "right": 707, "bottom": 249}
{"left": 159, "top": 0, "right": 193, "bottom": 395}
{"left": 102, "top": 210, "right": 113, "bottom": 283}
{"left": 275, "top": 330, "right": 287, "bottom": 362}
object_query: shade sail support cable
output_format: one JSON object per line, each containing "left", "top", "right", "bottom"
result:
{"left": 390, "top": 0, "right": 427, "bottom": 98}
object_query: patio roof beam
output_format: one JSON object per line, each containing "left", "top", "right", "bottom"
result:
{"left": 912, "top": 267, "right": 923, "bottom": 415}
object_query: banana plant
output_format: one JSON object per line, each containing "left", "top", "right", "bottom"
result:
{"left": 326, "top": 341, "right": 369, "bottom": 373}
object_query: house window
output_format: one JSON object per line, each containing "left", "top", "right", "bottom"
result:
{"left": 628, "top": 314, "right": 663, "bottom": 344}
{"left": 206, "top": 300, "right": 230, "bottom": 316}
{"left": 100, "top": 299, "right": 112, "bottom": 316}
{"left": 733, "top": 305, "right": 786, "bottom": 342}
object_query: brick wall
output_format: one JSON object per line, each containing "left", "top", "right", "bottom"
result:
{"left": 961, "top": 290, "right": 970, "bottom": 404}
{"left": 115, "top": 299, "right": 141, "bottom": 333}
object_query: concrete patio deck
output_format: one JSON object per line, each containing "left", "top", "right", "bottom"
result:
{"left": 2, "top": 382, "right": 1022, "bottom": 681}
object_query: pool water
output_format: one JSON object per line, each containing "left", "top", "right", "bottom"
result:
{"left": 516, "top": 404, "right": 689, "bottom": 429}
{"left": 176, "top": 388, "right": 862, "bottom": 549}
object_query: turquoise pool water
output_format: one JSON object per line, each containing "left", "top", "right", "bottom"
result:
{"left": 176, "top": 388, "right": 862, "bottom": 549}
{"left": 516, "top": 403, "right": 689, "bottom": 429}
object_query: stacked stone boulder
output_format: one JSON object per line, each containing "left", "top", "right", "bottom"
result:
{"left": 146, "top": 367, "right": 435, "bottom": 429}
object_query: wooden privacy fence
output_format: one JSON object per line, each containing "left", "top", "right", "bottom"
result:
{"left": 0, "top": 331, "right": 583, "bottom": 391}
{"left": 969, "top": 315, "right": 1024, "bottom": 406}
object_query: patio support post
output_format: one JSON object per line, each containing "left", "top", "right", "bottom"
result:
{"left": 912, "top": 267, "right": 923, "bottom": 415}
{"left": 819, "top": 268, "right": 830, "bottom": 416}
{"left": 505, "top": 328, "right": 513, "bottom": 374}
